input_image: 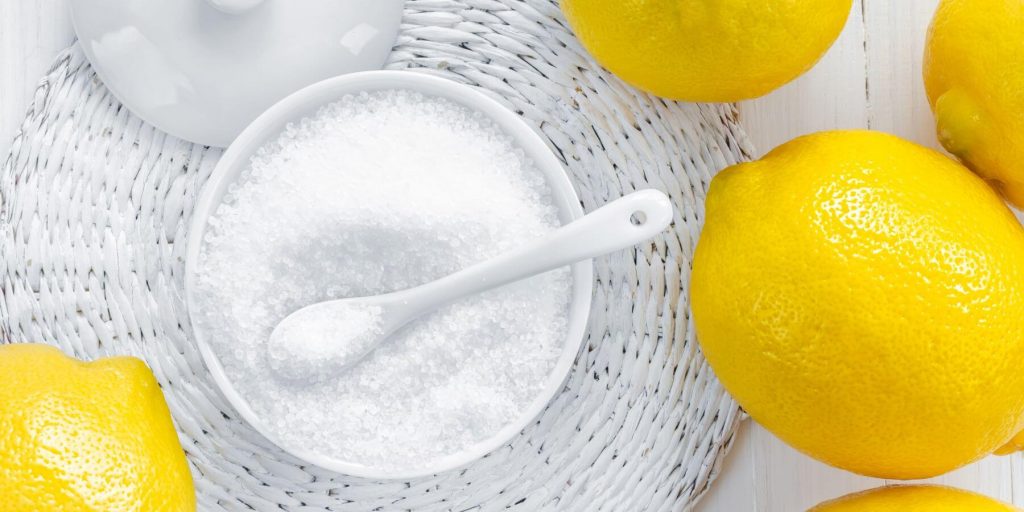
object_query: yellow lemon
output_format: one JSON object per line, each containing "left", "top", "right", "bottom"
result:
{"left": 924, "top": 0, "right": 1024, "bottom": 207}
{"left": 560, "top": 0, "right": 853, "bottom": 102}
{"left": 810, "top": 485, "right": 1018, "bottom": 511}
{"left": 691, "top": 130, "right": 1024, "bottom": 479}
{"left": 0, "top": 343, "right": 195, "bottom": 511}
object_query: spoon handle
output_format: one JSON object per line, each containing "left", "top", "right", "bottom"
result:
{"left": 395, "top": 189, "right": 674, "bottom": 317}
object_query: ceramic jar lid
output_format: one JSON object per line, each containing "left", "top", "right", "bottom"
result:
{"left": 70, "top": 0, "right": 403, "bottom": 147}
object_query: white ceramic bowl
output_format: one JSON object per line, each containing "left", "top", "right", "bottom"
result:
{"left": 185, "top": 70, "right": 594, "bottom": 479}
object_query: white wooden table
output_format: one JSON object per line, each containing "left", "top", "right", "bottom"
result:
{"left": 1, "top": 1, "right": 1020, "bottom": 510}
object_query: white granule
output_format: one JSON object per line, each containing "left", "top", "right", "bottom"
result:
{"left": 194, "top": 89, "right": 573, "bottom": 473}
{"left": 266, "top": 302, "right": 385, "bottom": 383}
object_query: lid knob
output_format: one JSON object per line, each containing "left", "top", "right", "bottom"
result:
{"left": 205, "top": 0, "right": 265, "bottom": 14}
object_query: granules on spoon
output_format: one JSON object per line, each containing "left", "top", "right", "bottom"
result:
{"left": 193, "top": 89, "right": 573, "bottom": 472}
{"left": 266, "top": 303, "right": 385, "bottom": 383}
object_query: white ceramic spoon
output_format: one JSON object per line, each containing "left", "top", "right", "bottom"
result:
{"left": 267, "top": 189, "right": 674, "bottom": 382}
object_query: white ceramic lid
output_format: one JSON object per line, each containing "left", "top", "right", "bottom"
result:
{"left": 69, "top": 0, "right": 403, "bottom": 147}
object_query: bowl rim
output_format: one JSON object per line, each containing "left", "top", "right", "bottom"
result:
{"left": 184, "top": 70, "right": 594, "bottom": 480}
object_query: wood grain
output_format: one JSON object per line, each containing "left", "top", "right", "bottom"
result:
{"left": 0, "top": 0, "right": 74, "bottom": 160}
{"left": 863, "top": 0, "right": 944, "bottom": 150}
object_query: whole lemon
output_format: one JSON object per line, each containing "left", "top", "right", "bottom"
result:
{"left": 0, "top": 343, "right": 195, "bottom": 511}
{"left": 560, "top": 0, "right": 853, "bottom": 102}
{"left": 691, "top": 130, "right": 1024, "bottom": 479}
{"left": 924, "top": 0, "right": 1024, "bottom": 207}
{"left": 810, "top": 485, "right": 1018, "bottom": 511}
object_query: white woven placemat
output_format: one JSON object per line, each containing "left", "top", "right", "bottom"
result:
{"left": 0, "top": 1, "right": 751, "bottom": 510}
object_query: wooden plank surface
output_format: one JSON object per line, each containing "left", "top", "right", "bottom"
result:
{"left": 0, "top": 0, "right": 74, "bottom": 159}
{"left": 1, "top": 1, "right": 1020, "bottom": 510}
